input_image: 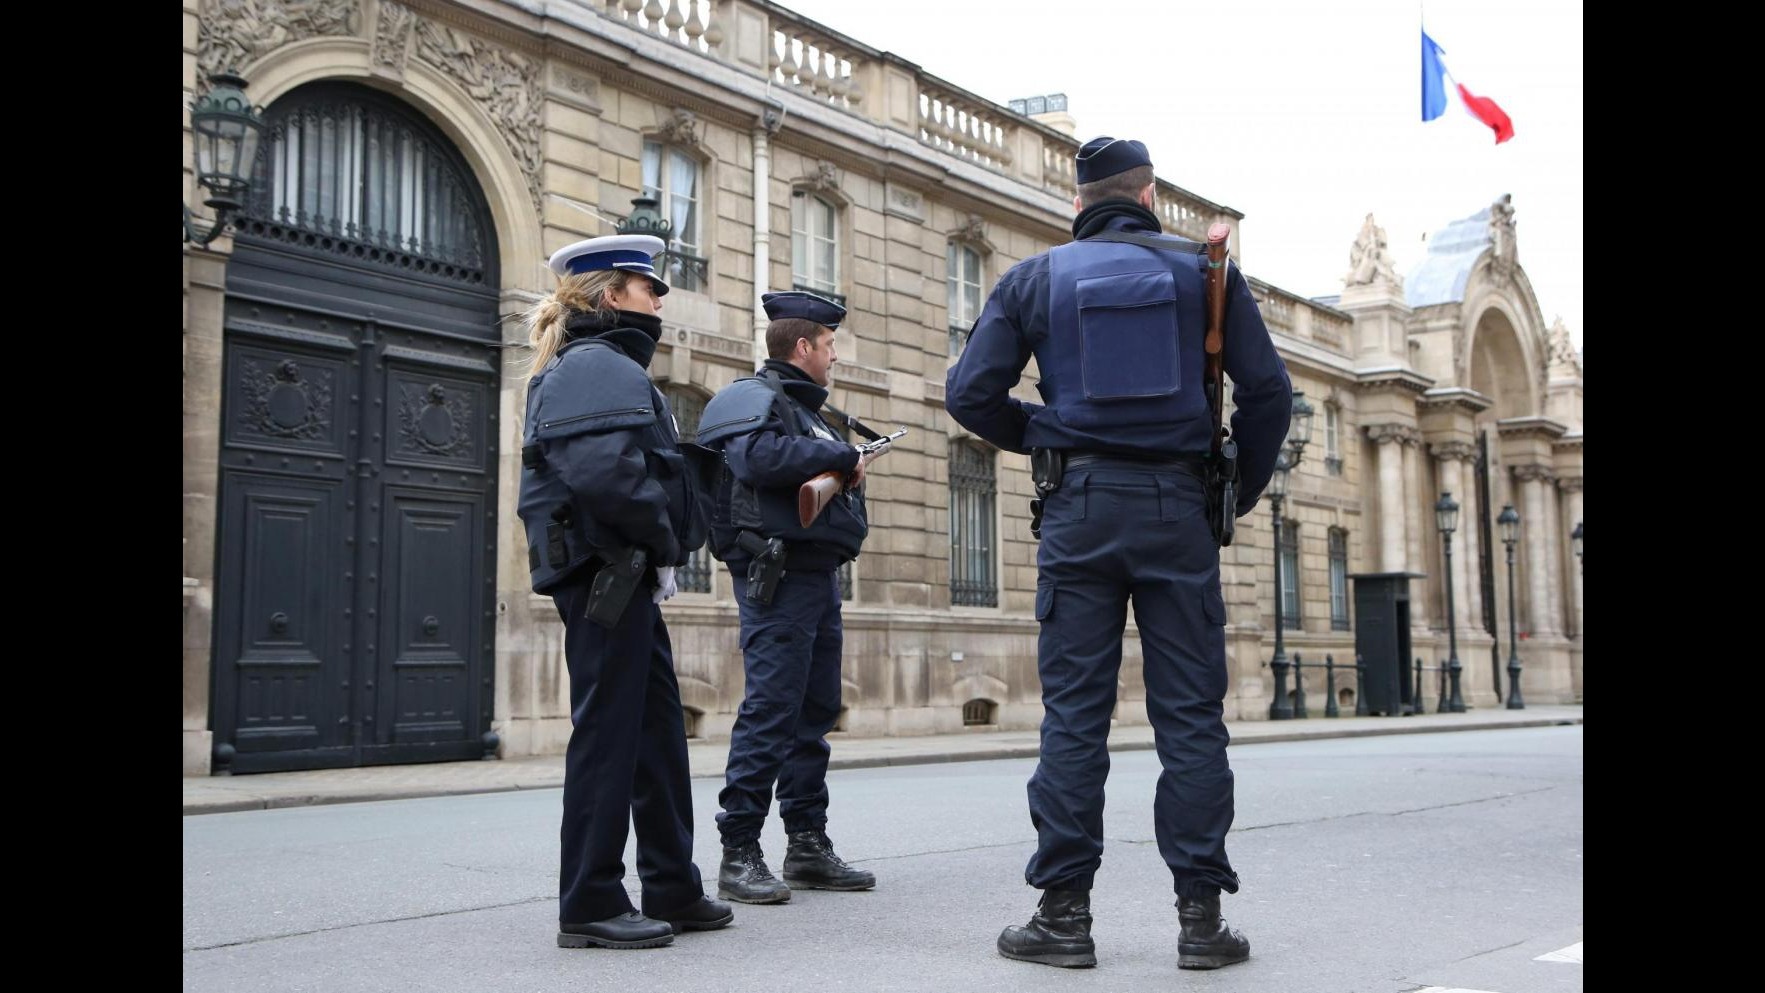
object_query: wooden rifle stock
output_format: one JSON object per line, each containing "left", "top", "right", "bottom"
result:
{"left": 798, "top": 471, "right": 845, "bottom": 528}
{"left": 1203, "top": 222, "right": 1231, "bottom": 454}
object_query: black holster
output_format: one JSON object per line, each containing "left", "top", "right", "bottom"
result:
{"left": 1028, "top": 448, "right": 1066, "bottom": 541}
{"left": 585, "top": 545, "right": 648, "bottom": 628}
{"left": 735, "top": 530, "right": 786, "bottom": 605}
{"left": 1204, "top": 438, "right": 1240, "bottom": 548}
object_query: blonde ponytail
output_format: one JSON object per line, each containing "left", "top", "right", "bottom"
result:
{"left": 521, "top": 269, "right": 632, "bottom": 377}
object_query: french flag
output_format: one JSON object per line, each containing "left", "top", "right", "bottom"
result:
{"left": 1422, "top": 29, "right": 1515, "bottom": 144}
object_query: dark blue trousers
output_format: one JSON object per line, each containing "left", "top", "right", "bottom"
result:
{"left": 552, "top": 576, "right": 703, "bottom": 924}
{"left": 716, "top": 568, "right": 844, "bottom": 847}
{"left": 1026, "top": 467, "right": 1241, "bottom": 900}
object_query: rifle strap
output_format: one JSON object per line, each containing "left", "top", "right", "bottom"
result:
{"left": 756, "top": 370, "right": 807, "bottom": 438}
{"left": 821, "top": 401, "right": 883, "bottom": 441}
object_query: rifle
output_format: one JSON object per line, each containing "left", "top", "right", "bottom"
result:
{"left": 1203, "top": 222, "right": 1240, "bottom": 547}
{"left": 797, "top": 429, "right": 907, "bottom": 527}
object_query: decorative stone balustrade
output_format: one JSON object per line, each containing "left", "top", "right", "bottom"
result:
{"left": 918, "top": 78, "right": 1011, "bottom": 170}
{"left": 769, "top": 21, "right": 865, "bottom": 109}
{"left": 601, "top": 0, "right": 725, "bottom": 55}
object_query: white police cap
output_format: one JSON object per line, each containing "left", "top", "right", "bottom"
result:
{"left": 545, "top": 234, "right": 670, "bottom": 295}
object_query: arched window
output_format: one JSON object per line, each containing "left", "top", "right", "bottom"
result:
{"left": 949, "top": 440, "right": 998, "bottom": 607}
{"left": 240, "top": 84, "right": 492, "bottom": 287}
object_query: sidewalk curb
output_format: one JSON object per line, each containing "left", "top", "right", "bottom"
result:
{"left": 182, "top": 714, "right": 1580, "bottom": 816}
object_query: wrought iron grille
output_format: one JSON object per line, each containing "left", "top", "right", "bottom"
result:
{"left": 1329, "top": 527, "right": 1350, "bottom": 630}
{"left": 668, "top": 386, "right": 713, "bottom": 594}
{"left": 661, "top": 251, "right": 709, "bottom": 293}
{"left": 240, "top": 87, "right": 491, "bottom": 286}
{"left": 949, "top": 441, "right": 998, "bottom": 607}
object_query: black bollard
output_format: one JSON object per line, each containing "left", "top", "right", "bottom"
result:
{"left": 1324, "top": 654, "right": 1340, "bottom": 718}
{"left": 1436, "top": 658, "right": 1449, "bottom": 715}
{"left": 1292, "top": 652, "right": 1308, "bottom": 718}
{"left": 1411, "top": 656, "right": 1424, "bottom": 715}
{"left": 1354, "top": 654, "right": 1369, "bottom": 716}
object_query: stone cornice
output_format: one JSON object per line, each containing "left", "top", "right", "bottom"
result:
{"left": 1512, "top": 463, "right": 1556, "bottom": 483}
{"left": 1552, "top": 433, "right": 1584, "bottom": 452}
{"left": 1496, "top": 415, "right": 1568, "bottom": 441}
{"left": 1419, "top": 386, "right": 1494, "bottom": 415}
{"left": 1556, "top": 476, "right": 1584, "bottom": 493}
{"left": 1353, "top": 366, "right": 1435, "bottom": 397}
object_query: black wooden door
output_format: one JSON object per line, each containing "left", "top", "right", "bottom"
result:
{"left": 208, "top": 81, "right": 501, "bottom": 773}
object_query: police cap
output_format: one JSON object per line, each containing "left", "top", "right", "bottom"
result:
{"left": 1074, "top": 136, "right": 1153, "bottom": 184}
{"left": 546, "top": 234, "right": 670, "bottom": 296}
{"left": 761, "top": 289, "right": 846, "bottom": 329}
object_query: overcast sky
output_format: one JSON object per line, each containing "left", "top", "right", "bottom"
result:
{"left": 773, "top": 0, "right": 1584, "bottom": 350}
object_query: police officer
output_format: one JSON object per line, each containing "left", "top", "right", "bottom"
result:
{"left": 695, "top": 290, "right": 879, "bottom": 904}
{"left": 945, "top": 137, "right": 1292, "bottom": 970}
{"left": 517, "top": 234, "right": 732, "bottom": 949}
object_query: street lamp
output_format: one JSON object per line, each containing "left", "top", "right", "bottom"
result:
{"left": 1571, "top": 521, "right": 1582, "bottom": 572}
{"left": 1289, "top": 391, "right": 1316, "bottom": 456}
{"left": 1434, "top": 492, "right": 1466, "bottom": 712}
{"left": 1267, "top": 448, "right": 1294, "bottom": 719}
{"left": 184, "top": 71, "right": 267, "bottom": 247}
{"left": 615, "top": 193, "right": 674, "bottom": 286}
{"left": 1497, "top": 504, "right": 1524, "bottom": 710}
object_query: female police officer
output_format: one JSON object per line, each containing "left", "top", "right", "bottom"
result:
{"left": 517, "top": 234, "right": 731, "bottom": 949}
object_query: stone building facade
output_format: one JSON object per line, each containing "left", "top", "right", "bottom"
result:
{"left": 182, "top": 0, "right": 1584, "bottom": 775}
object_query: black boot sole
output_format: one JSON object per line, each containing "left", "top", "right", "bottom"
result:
{"left": 716, "top": 885, "right": 791, "bottom": 905}
{"left": 997, "top": 946, "right": 1097, "bottom": 969}
{"left": 655, "top": 910, "right": 735, "bottom": 933}
{"left": 556, "top": 930, "right": 675, "bottom": 949}
{"left": 781, "top": 874, "right": 875, "bottom": 891}
{"left": 1177, "top": 948, "right": 1250, "bottom": 970}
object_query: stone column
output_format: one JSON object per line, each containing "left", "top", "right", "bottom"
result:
{"left": 1369, "top": 425, "right": 1408, "bottom": 573}
{"left": 1559, "top": 477, "right": 1583, "bottom": 636}
{"left": 1435, "top": 451, "right": 1468, "bottom": 638}
{"left": 1515, "top": 464, "right": 1557, "bottom": 637}
{"left": 1403, "top": 435, "right": 1427, "bottom": 626}
{"left": 1432, "top": 442, "right": 1480, "bottom": 637}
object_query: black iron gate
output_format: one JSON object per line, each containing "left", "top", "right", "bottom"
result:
{"left": 208, "top": 82, "right": 501, "bottom": 773}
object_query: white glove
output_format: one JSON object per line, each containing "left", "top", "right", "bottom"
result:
{"left": 653, "top": 566, "right": 679, "bottom": 604}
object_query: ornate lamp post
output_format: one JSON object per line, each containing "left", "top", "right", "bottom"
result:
{"left": 1497, "top": 504, "right": 1524, "bottom": 710}
{"left": 1267, "top": 448, "right": 1294, "bottom": 719}
{"left": 184, "top": 72, "right": 267, "bottom": 247}
{"left": 1434, "top": 492, "right": 1466, "bottom": 712}
{"left": 615, "top": 194, "right": 674, "bottom": 285}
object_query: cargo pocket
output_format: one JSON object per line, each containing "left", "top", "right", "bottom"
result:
{"left": 1036, "top": 579, "right": 1057, "bottom": 621}
{"left": 1203, "top": 584, "right": 1227, "bottom": 625}
{"left": 1077, "top": 269, "right": 1179, "bottom": 400}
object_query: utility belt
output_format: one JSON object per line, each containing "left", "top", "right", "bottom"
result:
{"left": 1028, "top": 448, "right": 1209, "bottom": 539}
{"left": 732, "top": 531, "right": 846, "bottom": 605}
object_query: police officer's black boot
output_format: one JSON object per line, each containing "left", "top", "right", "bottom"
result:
{"left": 782, "top": 829, "right": 876, "bottom": 890}
{"left": 996, "top": 889, "right": 1096, "bottom": 968}
{"left": 717, "top": 841, "right": 791, "bottom": 904}
{"left": 1176, "top": 891, "right": 1250, "bottom": 969}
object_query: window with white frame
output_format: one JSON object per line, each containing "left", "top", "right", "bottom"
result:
{"left": 947, "top": 242, "right": 982, "bottom": 355}
{"left": 641, "top": 141, "right": 705, "bottom": 291}
{"left": 791, "top": 191, "right": 840, "bottom": 299}
{"left": 1329, "top": 527, "right": 1349, "bottom": 630}
{"left": 949, "top": 441, "right": 998, "bottom": 607}
{"left": 1325, "top": 404, "right": 1343, "bottom": 475}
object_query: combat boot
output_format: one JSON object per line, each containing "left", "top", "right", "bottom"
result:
{"left": 782, "top": 829, "right": 876, "bottom": 890}
{"left": 996, "top": 889, "right": 1096, "bottom": 968}
{"left": 717, "top": 841, "right": 791, "bottom": 904}
{"left": 1176, "top": 891, "right": 1250, "bottom": 969}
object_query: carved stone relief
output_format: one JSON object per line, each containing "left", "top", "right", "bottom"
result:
{"left": 372, "top": 0, "right": 415, "bottom": 72}
{"left": 197, "top": 0, "right": 361, "bottom": 81}
{"left": 412, "top": 18, "right": 544, "bottom": 212}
